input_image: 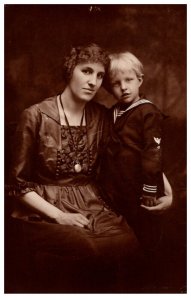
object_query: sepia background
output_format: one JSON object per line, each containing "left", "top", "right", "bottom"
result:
{"left": 5, "top": 4, "right": 186, "bottom": 292}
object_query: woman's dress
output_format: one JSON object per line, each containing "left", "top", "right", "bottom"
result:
{"left": 9, "top": 96, "right": 141, "bottom": 292}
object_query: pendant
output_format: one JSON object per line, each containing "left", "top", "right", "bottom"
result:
{"left": 74, "top": 163, "right": 82, "bottom": 173}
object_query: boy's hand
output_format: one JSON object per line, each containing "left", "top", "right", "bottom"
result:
{"left": 140, "top": 173, "right": 173, "bottom": 213}
{"left": 140, "top": 195, "right": 157, "bottom": 207}
{"left": 140, "top": 194, "right": 172, "bottom": 214}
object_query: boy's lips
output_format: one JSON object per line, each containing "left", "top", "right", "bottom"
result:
{"left": 122, "top": 93, "right": 130, "bottom": 98}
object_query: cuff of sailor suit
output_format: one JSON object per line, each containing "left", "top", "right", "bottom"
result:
{"left": 142, "top": 184, "right": 157, "bottom": 197}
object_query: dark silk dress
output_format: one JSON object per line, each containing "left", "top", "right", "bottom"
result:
{"left": 9, "top": 96, "right": 141, "bottom": 292}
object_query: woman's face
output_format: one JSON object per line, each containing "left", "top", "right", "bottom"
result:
{"left": 68, "top": 62, "right": 105, "bottom": 102}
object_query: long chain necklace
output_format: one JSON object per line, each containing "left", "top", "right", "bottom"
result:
{"left": 59, "top": 95, "right": 85, "bottom": 173}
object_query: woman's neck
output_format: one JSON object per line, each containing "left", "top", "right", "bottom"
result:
{"left": 60, "top": 88, "right": 86, "bottom": 114}
{"left": 59, "top": 90, "right": 86, "bottom": 126}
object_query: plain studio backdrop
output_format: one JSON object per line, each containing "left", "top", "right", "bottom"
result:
{"left": 4, "top": 4, "right": 186, "bottom": 293}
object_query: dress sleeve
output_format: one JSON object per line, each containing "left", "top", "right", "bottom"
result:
{"left": 141, "top": 106, "right": 164, "bottom": 197}
{"left": 10, "top": 106, "right": 40, "bottom": 197}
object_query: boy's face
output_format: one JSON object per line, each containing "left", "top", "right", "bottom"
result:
{"left": 110, "top": 68, "right": 143, "bottom": 104}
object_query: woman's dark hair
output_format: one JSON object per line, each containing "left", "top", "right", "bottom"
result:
{"left": 63, "top": 43, "right": 109, "bottom": 83}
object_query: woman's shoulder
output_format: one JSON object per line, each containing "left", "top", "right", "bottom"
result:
{"left": 89, "top": 101, "right": 109, "bottom": 111}
{"left": 33, "top": 96, "right": 57, "bottom": 112}
{"left": 86, "top": 101, "right": 110, "bottom": 125}
{"left": 87, "top": 101, "right": 109, "bottom": 117}
{"left": 23, "top": 96, "right": 57, "bottom": 116}
{"left": 24, "top": 96, "right": 56, "bottom": 110}
{"left": 19, "top": 96, "right": 58, "bottom": 124}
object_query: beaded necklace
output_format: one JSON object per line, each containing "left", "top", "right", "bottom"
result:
{"left": 59, "top": 95, "right": 85, "bottom": 173}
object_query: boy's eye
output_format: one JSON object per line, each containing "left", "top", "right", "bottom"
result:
{"left": 125, "top": 78, "right": 133, "bottom": 82}
{"left": 97, "top": 73, "right": 104, "bottom": 79}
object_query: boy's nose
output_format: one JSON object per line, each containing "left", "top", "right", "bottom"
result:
{"left": 120, "top": 82, "right": 127, "bottom": 91}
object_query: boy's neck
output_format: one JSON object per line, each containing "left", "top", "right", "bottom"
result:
{"left": 119, "top": 97, "right": 142, "bottom": 109}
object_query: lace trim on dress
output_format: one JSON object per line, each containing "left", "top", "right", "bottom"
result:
{"left": 6, "top": 182, "right": 36, "bottom": 197}
{"left": 55, "top": 126, "right": 94, "bottom": 177}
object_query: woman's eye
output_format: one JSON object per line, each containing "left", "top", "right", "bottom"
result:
{"left": 82, "top": 69, "right": 92, "bottom": 75}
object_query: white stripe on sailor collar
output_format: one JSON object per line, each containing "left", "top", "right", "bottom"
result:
{"left": 113, "top": 99, "right": 153, "bottom": 123}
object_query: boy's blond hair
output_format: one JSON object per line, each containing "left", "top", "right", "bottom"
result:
{"left": 108, "top": 51, "right": 144, "bottom": 79}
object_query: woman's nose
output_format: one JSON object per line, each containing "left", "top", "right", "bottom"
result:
{"left": 88, "top": 75, "right": 97, "bottom": 86}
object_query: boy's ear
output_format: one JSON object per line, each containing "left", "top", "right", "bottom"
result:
{"left": 138, "top": 75, "right": 144, "bottom": 86}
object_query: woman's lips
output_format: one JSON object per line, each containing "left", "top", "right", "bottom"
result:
{"left": 83, "top": 88, "right": 95, "bottom": 93}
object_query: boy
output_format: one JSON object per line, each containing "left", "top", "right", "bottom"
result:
{"left": 100, "top": 51, "right": 166, "bottom": 237}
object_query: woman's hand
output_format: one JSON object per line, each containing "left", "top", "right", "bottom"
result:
{"left": 20, "top": 191, "right": 89, "bottom": 228}
{"left": 53, "top": 211, "right": 90, "bottom": 228}
{"left": 140, "top": 173, "right": 173, "bottom": 214}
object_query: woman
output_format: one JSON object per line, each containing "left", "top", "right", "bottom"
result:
{"left": 9, "top": 44, "right": 142, "bottom": 293}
